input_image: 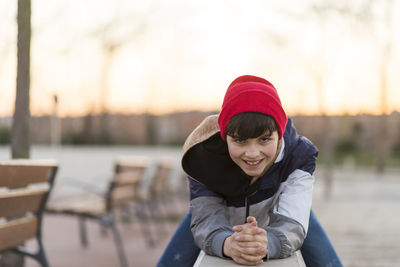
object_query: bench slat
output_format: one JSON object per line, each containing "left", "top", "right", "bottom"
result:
{"left": 0, "top": 165, "right": 54, "bottom": 187}
{"left": 0, "top": 189, "right": 47, "bottom": 218}
{"left": 113, "top": 171, "right": 142, "bottom": 186}
{"left": 0, "top": 217, "right": 38, "bottom": 251}
{"left": 46, "top": 196, "right": 105, "bottom": 217}
{"left": 115, "top": 158, "right": 147, "bottom": 173}
{"left": 109, "top": 161, "right": 146, "bottom": 207}
{"left": 111, "top": 187, "right": 137, "bottom": 207}
{"left": 150, "top": 163, "right": 172, "bottom": 195}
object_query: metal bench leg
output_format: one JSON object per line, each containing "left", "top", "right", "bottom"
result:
{"left": 100, "top": 224, "right": 108, "bottom": 237}
{"left": 147, "top": 198, "right": 168, "bottom": 238}
{"left": 13, "top": 240, "right": 50, "bottom": 267}
{"left": 135, "top": 200, "right": 156, "bottom": 247}
{"left": 36, "top": 240, "right": 50, "bottom": 267}
{"left": 79, "top": 216, "right": 88, "bottom": 248}
{"left": 106, "top": 215, "right": 129, "bottom": 267}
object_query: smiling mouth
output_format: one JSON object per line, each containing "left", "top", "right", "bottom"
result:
{"left": 243, "top": 159, "right": 263, "bottom": 167}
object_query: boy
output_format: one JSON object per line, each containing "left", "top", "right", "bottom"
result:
{"left": 157, "top": 75, "right": 342, "bottom": 266}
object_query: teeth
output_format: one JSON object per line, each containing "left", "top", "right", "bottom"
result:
{"left": 246, "top": 160, "right": 261, "bottom": 165}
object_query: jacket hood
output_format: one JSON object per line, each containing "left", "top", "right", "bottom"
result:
{"left": 182, "top": 115, "right": 261, "bottom": 199}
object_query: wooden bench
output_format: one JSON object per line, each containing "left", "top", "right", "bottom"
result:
{"left": 194, "top": 251, "right": 306, "bottom": 267}
{"left": 0, "top": 159, "right": 58, "bottom": 267}
{"left": 129, "top": 158, "right": 175, "bottom": 247}
{"left": 46, "top": 157, "right": 148, "bottom": 267}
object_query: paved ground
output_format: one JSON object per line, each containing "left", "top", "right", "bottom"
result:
{"left": 25, "top": 215, "right": 180, "bottom": 267}
{"left": 311, "top": 166, "right": 400, "bottom": 267}
{"left": 25, "top": 202, "right": 188, "bottom": 267}
{"left": 22, "top": 166, "right": 400, "bottom": 267}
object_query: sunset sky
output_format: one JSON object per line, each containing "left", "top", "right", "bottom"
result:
{"left": 0, "top": 0, "right": 399, "bottom": 117}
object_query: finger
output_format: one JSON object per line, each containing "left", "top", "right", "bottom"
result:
{"left": 238, "top": 246, "right": 267, "bottom": 257}
{"left": 239, "top": 230, "right": 267, "bottom": 243}
{"left": 246, "top": 216, "right": 257, "bottom": 224}
{"left": 234, "top": 224, "right": 258, "bottom": 234}
{"left": 230, "top": 238, "right": 263, "bottom": 256}
{"left": 239, "top": 228, "right": 257, "bottom": 235}
{"left": 228, "top": 248, "right": 242, "bottom": 259}
{"left": 253, "top": 234, "right": 268, "bottom": 245}
{"left": 232, "top": 225, "right": 243, "bottom": 232}
{"left": 249, "top": 220, "right": 257, "bottom": 227}
{"left": 234, "top": 233, "right": 258, "bottom": 242}
{"left": 233, "top": 221, "right": 257, "bottom": 233}
{"left": 237, "top": 241, "right": 263, "bottom": 248}
{"left": 249, "top": 227, "right": 266, "bottom": 235}
{"left": 246, "top": 216, "right": 258, "bottom": 227}
{"left": 239, "top": 224, "right": 262, "bottom": 234}
{"left": 232, "top": 225, "right": 260, "bottom": 235}
{"left": 240, "top": 252, "right": 266, "bottom": 263}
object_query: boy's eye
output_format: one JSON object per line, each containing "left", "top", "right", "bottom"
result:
{"left": 259, "top": 136, "right": 271, "bottom": 142}
{"left": 234, "top": 138, "right": 246, "bottom": 144}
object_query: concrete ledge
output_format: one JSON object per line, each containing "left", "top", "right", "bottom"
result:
{"left": 193, "top": 250, "right": 306, "bottom": 267}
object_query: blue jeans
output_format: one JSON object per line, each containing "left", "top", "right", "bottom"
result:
{"left": 157, "top": 210, "right": 343, "bottom": 267}
{"left": 301, "top": 211, "right": 343, "bottom": 267}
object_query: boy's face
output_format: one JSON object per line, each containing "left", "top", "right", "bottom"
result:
{"left": 226, "top": 131, "right": 279, "bottom": 177}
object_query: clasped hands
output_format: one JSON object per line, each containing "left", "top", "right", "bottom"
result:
{"left": 223, "top": 216, "right": 268, "bottom": 265}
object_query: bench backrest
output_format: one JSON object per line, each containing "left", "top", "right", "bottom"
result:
{"left": 107, "top": 158, "right": 148, "bottom": 210}
{"left": 0, "top": 160, "right": 58, "bottom": 251}
{"left": 149, "top": 159, "right": 173, "bottom": 197}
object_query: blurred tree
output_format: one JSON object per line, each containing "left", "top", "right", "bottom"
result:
{"left": 310, "top": 0, "right": 396, "bottom": 173}
{"left": 11, "top": 0, "right": 31, "bottom": 160}
{"left": 334, "top": 121, "right": 362, "bottom": 161}
{"left": 392, "top": 133, "right": 400, "bottom": 158}
{"left": 302, "top": 2, "right": 336, "bottom": 199}
{"left": 47, "top": 1, "right": 151, "bottom": 145}
{"left": 50, "top": 94, "right": 61, "bottom": 146}
{"left": 88, "top": 4, "right": 148, "bottom": 145}
{"left": 286, "top": 0, "right": 397, "bottom": 196}
{"left": 145, "top": 114, "right": 157, "bottom": 145}
{"left": 275, "top": 1, "right": 342, "bottom": 199}
{"left": 98, "top": 42, "right": 117, "bottom": 145}
{"left": 81, "top": 113, "right": 95, "bottom": 144}
{"left": 375, "top": 0, "right": 394, "bottom": 173}
{"left": 2, "top": 1, "right": 30, "bottom": 267}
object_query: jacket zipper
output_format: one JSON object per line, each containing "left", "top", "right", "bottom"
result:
{"left": 245, "top": 196, "right": 250, "bottom": 223}
{"left": 244, "top": 180, "right": 250, "bottom": 223}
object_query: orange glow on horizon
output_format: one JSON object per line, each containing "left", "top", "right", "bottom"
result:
{"left": 1, "top": 0, "right": 399, "bottom": 118}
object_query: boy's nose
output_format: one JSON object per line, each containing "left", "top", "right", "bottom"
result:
{"left": 245, "top": 146, "right": 260, "bottom": 158}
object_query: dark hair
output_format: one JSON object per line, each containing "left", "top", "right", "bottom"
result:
{"left": 225, "top": 112, "right": 278, "bottom": 140}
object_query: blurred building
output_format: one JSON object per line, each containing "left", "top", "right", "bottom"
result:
{"left": 0, "top": 112, "right": 399, "bottom": 155}
{"left": 292, "top": 112, "right": 400, "bottom": 153}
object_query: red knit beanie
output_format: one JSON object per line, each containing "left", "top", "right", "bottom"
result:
{"left": 218, "top": 75, "right": 287, "bottom": 140}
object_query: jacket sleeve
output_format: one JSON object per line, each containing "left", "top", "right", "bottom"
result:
{"left": 264, "top": 168, "right": 314, "bottom": 259}
{"left": 189, "top": 178, "right": 233, "bottom": 258}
